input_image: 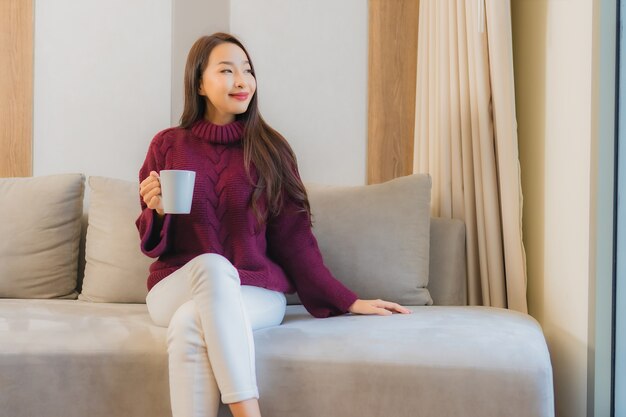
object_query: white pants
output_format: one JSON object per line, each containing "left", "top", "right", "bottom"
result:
{"left": 145, "top": 253, "right": 287, "bottom": 417}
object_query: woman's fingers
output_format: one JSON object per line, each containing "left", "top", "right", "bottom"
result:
{"left": 139, "top": 174, "right": 155, "bottom": 189}
{"left": 139, "top": 177, "right": 151, "bottom": 190}
{"left": 376, "top": 307, "right": 393, "bottom": 316}
{"left": 140, "top": 182, "right": 160, "bottom": 200}
{"left": 147, "top": 194, "right": 162, "bottom": 210}
{"left": 349, "top": 299, "right": 411, "bottom": 316}
{"left": 140, "top": 176, "right": 161, "bottom": 201}
{"left": 387, "top": 302, "right": 411, "bottom": 314}
{"left": 139, "top": 171, "right": 161, "bottom": 196}
{"left": 138, "top": 172, "right": 164, "bottom": 214}
{"left": 143, "top": 184, "right": 161, "bottom": 200}
{"left": 374, "top": 299, "right": 412, "bottom": 314}
{"left": 140, "top": 177, "right": 157, "bottom": 191}
{"left": 365, "top": 300, "right": 390, "bottom": 316}
{"left": 144, "top": 187, "right": 162, "bottom": 208}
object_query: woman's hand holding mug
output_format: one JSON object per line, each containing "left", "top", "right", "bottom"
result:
{"left": 139, "top": 171, "right": 165, "bottom": 216}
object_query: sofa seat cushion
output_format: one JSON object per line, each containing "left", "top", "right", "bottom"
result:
{"left": 0, "top": 299, "right": 165, "bottom": 354}
{"left": 251, "top": 305, "right": 554, "bottom": 417}
{"left": 0, "top": 301, "right": 553, "bottom": 417}
{"left": 0, "top": 299, "right": 171, "bottom": 417}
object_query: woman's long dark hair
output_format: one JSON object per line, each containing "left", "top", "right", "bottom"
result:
{"left": 179, "top": 32, "right": 311, "bottom": 227}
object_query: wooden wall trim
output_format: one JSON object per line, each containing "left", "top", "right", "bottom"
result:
{"left": 367, "top": 0, "right": 419, "bottom": 184}
{"left": 1, "top": 0, "right": 33, "bottom": 177}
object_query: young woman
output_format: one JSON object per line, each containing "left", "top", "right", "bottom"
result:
{"left": 136, "top": 32, "right": 411, "bottom": 417}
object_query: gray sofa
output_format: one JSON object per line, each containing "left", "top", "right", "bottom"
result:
{"left": 0, "top": 174, "right": 554, "bottom": 417}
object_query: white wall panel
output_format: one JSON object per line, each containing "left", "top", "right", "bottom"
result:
{"left": 33, "top": 0, "right": 172, "bottom": 182}
{"left": 230, "top": 0, "right": 368, "bottom": 185}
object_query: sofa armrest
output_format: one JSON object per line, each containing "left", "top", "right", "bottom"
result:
{"left": 428, "top": 217, "right": 467, "bottom": 306}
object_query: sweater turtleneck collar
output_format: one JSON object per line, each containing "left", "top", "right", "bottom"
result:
{"left": 190, "top": 118, "right": 245, "bottom": 145}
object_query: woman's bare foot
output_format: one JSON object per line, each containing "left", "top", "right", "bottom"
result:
{"left": 228, "top": 398, "right": 261, "bottom": 417}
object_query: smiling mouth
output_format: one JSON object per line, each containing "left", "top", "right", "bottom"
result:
{"left": 230, "top": 94, "right": 249, "bottom": 100}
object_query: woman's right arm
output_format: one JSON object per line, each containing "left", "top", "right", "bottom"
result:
{"left": 135, "top": 133, "right": 172, "bottom": 258}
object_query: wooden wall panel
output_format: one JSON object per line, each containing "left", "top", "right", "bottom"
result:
{"left": 0, "top": 0, "right": 33, "bottom": 177}
{"left": 368, "top": 0, "right": 419, "bottom": 184}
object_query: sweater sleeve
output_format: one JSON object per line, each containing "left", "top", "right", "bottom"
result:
{"left": 266, "top": 182, "right": 359, "bottom": 319}
{"left": 135, "top": 132, "right": 173, "bottom": 258}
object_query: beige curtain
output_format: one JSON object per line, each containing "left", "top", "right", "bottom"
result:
{"left": 413, "top": 0, "right": 527, "bottom": 313}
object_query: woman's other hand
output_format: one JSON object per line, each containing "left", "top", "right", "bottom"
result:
{"left": 139, "top": 171, "right": 164, "bottom": 216}
{"left": 348, "top": 299, "right": 413, "bottom": 316}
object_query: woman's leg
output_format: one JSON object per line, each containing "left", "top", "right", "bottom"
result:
{"left": 164, "top": 300, "right": 221, "bottom": 416}
{"left": 224, "top": 284, "right": 286, "bottom": 417}
{"left": 145, "top": 253, "right": 287, "bottom": 417}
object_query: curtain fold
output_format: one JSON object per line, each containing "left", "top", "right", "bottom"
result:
{"left": 414, "top": 0, "right": 527, "bottom": 313}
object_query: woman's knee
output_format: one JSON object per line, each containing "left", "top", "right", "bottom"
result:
{"left": 166, "top": 300, "right": 205, "bottom": 352}
{"left": 188, "top": 253, "right": 240, "bottom": 287}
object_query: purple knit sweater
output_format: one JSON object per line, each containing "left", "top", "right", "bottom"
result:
{"left": 135, "top": 118, "right": 359, "bottom": 318}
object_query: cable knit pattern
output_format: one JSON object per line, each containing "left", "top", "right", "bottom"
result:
{"left": 135, "top": 118, "right": 359, "bottom": 318}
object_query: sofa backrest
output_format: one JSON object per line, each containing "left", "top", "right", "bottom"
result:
{"left": 428, "top": 217, "right": 467, "bottom": 306}
{"left": 1, "top": 173, "right": 466, "bottom": 305}
{"left": 75, "top": 214, "right": 467, "bottom": 306}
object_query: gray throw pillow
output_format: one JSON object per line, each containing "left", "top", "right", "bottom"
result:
{"left": 286, "top": 174, "right": 433, "bottom": 306}
{"left": 0, "top": 174, "right": 85, "bottom": 299}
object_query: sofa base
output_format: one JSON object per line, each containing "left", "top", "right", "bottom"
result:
{"left": 0, "top": 299, "right": 554, "bottom": 417}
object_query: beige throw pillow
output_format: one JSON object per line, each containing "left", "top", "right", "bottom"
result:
{"left": 286, "top": 174, "right": 433, "bottom": 306}
{"left": 79, "top": 176, "right": 152, "bottom": 303}
{"left": 0, "top": 174, "right": 85, "bottom": 299}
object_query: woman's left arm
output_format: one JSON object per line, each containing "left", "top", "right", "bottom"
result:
{"left": 266, "top": 191, "right": 358, "bottom": 318}
{"left": 266, "top": 186, "right": 411, "bottom": 318}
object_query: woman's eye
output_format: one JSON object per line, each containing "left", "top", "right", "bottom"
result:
{"left": 220, "top": 69, "right": 252, "bottom": 74}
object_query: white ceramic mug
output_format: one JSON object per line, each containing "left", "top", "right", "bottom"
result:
{"left": 159, "top": 170, "right": 196, "bottom": 214}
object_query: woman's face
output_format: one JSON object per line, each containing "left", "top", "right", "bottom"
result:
{"left": 199, "top": 42, "right": 256, "bottom": 125}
